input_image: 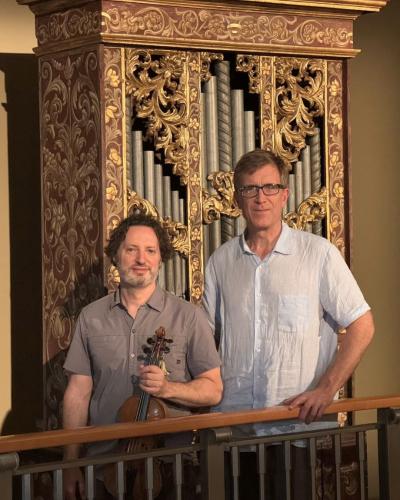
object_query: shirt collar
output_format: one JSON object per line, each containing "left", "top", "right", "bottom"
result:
{"left": 111, "top": 285, "right": 165, "bottom": 312}
{"left": 238, "top": 222, "right": 294, "bottom": 256}
{"left": 273, "top": 222, "right": 294, "bottom": 255}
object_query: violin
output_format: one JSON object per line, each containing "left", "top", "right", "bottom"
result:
{"left": 104, "top": 326, "right": 173, "bottom": 499}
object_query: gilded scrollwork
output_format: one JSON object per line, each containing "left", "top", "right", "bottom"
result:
{"left": 274, "top": 57, "right": 325, "bottom": 165}
{"left": 187, "top": 52, "right": 203, "bottom": 303}
{"left": 41, "top": 50, "right": 102, "bottom": 428}
{"left": 102, "top": 5, "right": 353, "bottom": 51}
{"left": 327, "top": 61, "right": 346, "bottom": 256}
{"left": 200, "top": 52, "right": 223, "bottom": 82}
{"left": 260, "top": 56, "right": 275, "bottom": 152}
{"left": 125, "top": 49, "right": 189, "bottom": 183}
{"left": 127, "top": 189, "right": 189, "bottom": 257}
{"left": 236, "top": 54, "right": 261, "bottom": 93}
{"left": 283, "top": 187, "right": 327, "bottom": 230}
{"left": 202, "top": 171, "right": 240, "bottom": 224}
{"left": 104, "top": 47, "right": 125, "bottom": 234}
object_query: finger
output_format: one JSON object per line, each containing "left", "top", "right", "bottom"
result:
{"left": 287, "top": 395, "right": 307, "bottom": 410}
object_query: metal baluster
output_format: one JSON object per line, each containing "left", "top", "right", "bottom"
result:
{"left": 174, "top": 453, "right": 183, "bottom": 500}
{"left": 117, "top": 461, "right": 125, "bottom": 500}
{"left": 85, "top": 464, "right": 95, "bottom": 500}
{"left": 145, "top": 457, "right": 154, "bottom": 500}
{"left": 53, "top": 468, "right": 63, "bottom": 500}
{"left": 357, "top": 432, "right": 366, "bottom": 500}
{"left": 334, "top": 434, "right": 342, "bottom": 500}
{"left": 257, "top": 443, "right": 266, "bottom": 500}
{"left": 22, "top": 473, "right": 33, "bottom": 500}
{"left": 309, "top": 437, "right": 317, "bottom": 500}
{"left": 284, "top": 441, "right": 291, "bottom": 500}
{"left": 231, "top": 446, "right": 240, "bottom": 500}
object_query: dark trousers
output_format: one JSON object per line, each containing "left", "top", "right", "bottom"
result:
{"left": 226, "top": 445, "right": 311, "bottom": 500}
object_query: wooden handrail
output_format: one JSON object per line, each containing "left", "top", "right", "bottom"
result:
{"left": 0, "top": 395, "right": 399, "bottom": 454}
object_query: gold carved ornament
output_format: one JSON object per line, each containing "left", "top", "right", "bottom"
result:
{"left": 101, "top": 5, "right": 353, "bottom": 52}
{"left": 274, "top": 57, "right": 325, "bottom": 166}
{"left": 202, "top": 171, "right": 240, "bottom": 224}
{"left": 125, "top": 49, "right": 189, "bottom": 183}
{"left": 200, "top": 51, "right": 224, "bottom": 83}
{"left": 236, "top": 54, "right": 262, "bottom": 94}
{"left": 283, "top": 187, "right": 327, "bottom": 230}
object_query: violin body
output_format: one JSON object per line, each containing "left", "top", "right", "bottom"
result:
{"left": 118, "top": 395, "right": 168, "bottom": 424}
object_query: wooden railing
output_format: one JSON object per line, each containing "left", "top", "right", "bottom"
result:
{"left": 0, "top": 395, "right": 400, "bottom": 499}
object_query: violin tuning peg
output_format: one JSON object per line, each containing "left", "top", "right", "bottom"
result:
{"left": 143, "top": 347, "right": 151, "bottom": 355}
{"left": 147, "top": 337, "right": 155, "bottom": 344}
{"left": 163, "top": 347, "right": 170, "bottom": 354}
{"left": 166, "top": 338, "right": 173, "bottom": 343}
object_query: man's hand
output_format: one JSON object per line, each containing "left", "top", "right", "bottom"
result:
{"left": 283, "top": 387, "right": 336, "bottom": 424}
{"left": 63, "top": 467, "right": 85, "bottom": 500}
{"left": 139, "top": 364, "right": 168, "bottom": 397}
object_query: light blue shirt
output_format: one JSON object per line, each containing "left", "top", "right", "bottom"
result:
{"left": 203, "top": 223, "right": 370, "bottom": 434}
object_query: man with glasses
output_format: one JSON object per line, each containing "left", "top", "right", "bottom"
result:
{"left": 203, "top": 149, "right": 374, "bottom": 499}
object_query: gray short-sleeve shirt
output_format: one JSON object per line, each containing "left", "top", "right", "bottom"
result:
{"left": 64, "top": 286, "right": 221, "bottom": 434}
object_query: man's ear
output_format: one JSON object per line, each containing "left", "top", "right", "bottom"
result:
{"left": 234, "top": 190, "right": 242, "bottom": 210}
{"left": 281, "top": 187, "right": 289, "bottom": 205}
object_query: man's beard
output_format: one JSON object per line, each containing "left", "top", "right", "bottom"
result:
{"left": 119, "top": 266, "right": 159, "bottom": 289}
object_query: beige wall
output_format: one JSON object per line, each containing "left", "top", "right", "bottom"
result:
{"left": 350, "top": 1, "right": 400, "bottom": 497}
{"left": 0, "top": 0, "right": 36, "bottom": 429}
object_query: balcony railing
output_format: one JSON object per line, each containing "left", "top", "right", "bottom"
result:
{"left": 0, "top": 395, "right": 399, "bottom": 499}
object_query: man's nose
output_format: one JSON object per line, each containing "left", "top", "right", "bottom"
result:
{"left": 255, "top": 186, "right": 267, "bottom": 201}
{"left": 135, "top": 249, "right": 145, "bottom": 263}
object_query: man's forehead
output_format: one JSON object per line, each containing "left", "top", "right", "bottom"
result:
{"left": 241, "top": 163, "right": 280, "bottom": 179}
{"left": 123, "top": 225, "right": 159, "bottom": 244}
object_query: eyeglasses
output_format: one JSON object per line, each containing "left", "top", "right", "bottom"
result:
{"left": 237, "top": 183, "right": 286, "bottom": 198}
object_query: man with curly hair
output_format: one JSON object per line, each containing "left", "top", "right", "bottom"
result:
{"left": 63, "top": 213, "right": 222, "bottom": 499}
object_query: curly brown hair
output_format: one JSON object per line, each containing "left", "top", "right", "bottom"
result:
{"left": 105, "top": 213, "right": 174, "bottom": 265}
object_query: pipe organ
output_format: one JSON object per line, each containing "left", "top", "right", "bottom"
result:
{"left": 20, "top": 0, "right": 387, "bottom": 480}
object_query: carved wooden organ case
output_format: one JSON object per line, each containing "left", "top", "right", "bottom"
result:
{"left": 19, "top": 0, "right": 388, "bottom": 430}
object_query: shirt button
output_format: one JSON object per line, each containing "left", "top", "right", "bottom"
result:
{"left": 130, "top": 353, "right": 135, "bottom": 359}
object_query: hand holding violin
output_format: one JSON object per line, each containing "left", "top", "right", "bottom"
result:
{"left": 139, "top": 364, "right": 169, "bottom": 398}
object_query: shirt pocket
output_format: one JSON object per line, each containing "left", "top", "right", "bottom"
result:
{"left": 278, "top": 295, "right": 308, "bottom": 333}
{"left": 163, "top": 335, "right": 187, "bottom": 382}
{"left": 87, "top": 335, "right": 126, "bottom": 370}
